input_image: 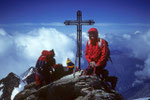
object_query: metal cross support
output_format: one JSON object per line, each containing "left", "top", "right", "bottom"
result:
{"left": 64, "top": 10, "right": 95, "bottom": 70}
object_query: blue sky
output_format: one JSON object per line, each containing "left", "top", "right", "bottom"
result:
{"left": 0, "top": 0, "right": 150, "bottom": 92}
{"left": 0, "top": 0, "right": 150, "bottom": 33}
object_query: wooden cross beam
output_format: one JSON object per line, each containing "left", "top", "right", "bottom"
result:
{"left": 64, "top": 10, "right": 95, "bottom": 70}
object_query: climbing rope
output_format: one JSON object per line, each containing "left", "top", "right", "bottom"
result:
{"left": 90, "top": 65, "right": 96, "bottom": 100}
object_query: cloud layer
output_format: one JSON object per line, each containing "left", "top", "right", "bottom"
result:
{"left": 132, "top": 30, "right": 150, "bottom": 80}
{"left": 104, "top": 29, "right": 150, "bottom": 86}
{"left": 1, "top": 26, "right": 150, "bottom": 91}
{"left": 0, "top": 27, "right": 75, "bottom": 79}
{"left": 0, "top": 28, "right": 7, "bottom": 36}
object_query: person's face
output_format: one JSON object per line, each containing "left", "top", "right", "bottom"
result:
{"left": 88, "top": 32, "right": 97, "bottom": 41}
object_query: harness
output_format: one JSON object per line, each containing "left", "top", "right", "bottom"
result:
{"left": 88, "top": 38, "right": 102, "bottom": 47}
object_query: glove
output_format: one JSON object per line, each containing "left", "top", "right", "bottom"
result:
{"left": 90, "top": 61, "right": 97, "bottom": 68}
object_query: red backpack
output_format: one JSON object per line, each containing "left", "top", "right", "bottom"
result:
{"left": 36, "top": 50, "right": 55, "bottom": 71}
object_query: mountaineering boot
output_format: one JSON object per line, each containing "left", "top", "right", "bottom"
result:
{"left": 107, "top": 76, "right": 118, "bottom": 90}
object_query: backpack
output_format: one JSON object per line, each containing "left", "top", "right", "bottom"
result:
{"left": 36, "top": 50, "right": 55, "bottom": 72}
{"left": 88, "top": 38, "right": 112, "bottom": 63}
{"left": 36, "top": 55, "right": 47, "bottom": 71}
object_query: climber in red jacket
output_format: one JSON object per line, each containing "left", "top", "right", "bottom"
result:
{"left": 85, "top": 28, "right": 117, "bottom": 90}
{"left": 35, "top": 49, "right": 56, "bottom": 86}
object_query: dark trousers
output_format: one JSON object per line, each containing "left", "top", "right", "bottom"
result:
{"left": 38, "top": 67, "right": 52, "bottom": 85}
{"left": 95, "top": 67, "right": 108, "bottom": 80}
{"left": 86, "top": 66, "right": 118, "bottom": 90}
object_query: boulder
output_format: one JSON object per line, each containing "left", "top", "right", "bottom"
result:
{"left": 14, "top": 72, "right": 123, "bottom": 100}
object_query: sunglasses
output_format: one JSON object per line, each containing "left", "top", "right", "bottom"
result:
{"left": 88, "top": 33, "right": 96, "bottom": 37}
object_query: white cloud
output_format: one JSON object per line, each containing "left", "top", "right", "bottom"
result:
{"left": 127, "top": 30, "right": 150, "bottom": 83}
{"left": 0, "top": 28, "right": 7, "bottom": 36}
{"left": 128, "top": 30, "right": 150, "bottom": 60}
{"left": 97, "top": 29, "right": 150, "bottom": 86}
{"left": 123, "top": 34, "right": 131, "bottom": 40}
{"left": 132, "top": 79, "right": 143, "bottom": 87}
{"left": 0, "top": 22, "right": 65, "bottom": 27}
{"left": 0, "top": 29, "right": 13, "bottom": 55}
{"left": 135, "top": 55, "right": 150, "bottom": 79}
{"left": 143, "top": 30, "right": 150, "bottom": 46}
{"left": 1, "top": 23, "right": 150, "bottom": 28}
{"left": 69, "top": 31, "right": 106, "bottom": 45}
{"left": 15, "top": 27, "right": 75, "bottom": 66}
{"left": 0, "top": 27, "right": 76, "bottom": 79}
{"left": 1, "top": 26, "right": 150, "bottom": 89}
{"left": 99, "top": 32, "right": 106, "bottom": 39}
{"left": 134, "top": 30, "right": 140, "bottom": 35}
{"left": 82, "top": 32, "right": 89, "bottom": 44}
{"left": 95, "top": 23, "right": 150, "bottom": 27}
{"left": 69, "top": 32, "right": 89, "bottom": 46}
{"left": 40, "top": 22, "right": 64, "bottom": 26}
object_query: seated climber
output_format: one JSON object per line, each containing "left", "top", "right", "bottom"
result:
{"left": 66, "top": 58, "right": 74, "bottom": 72}
{"left": 85, "top": 28, "right": 118, "bottom": 90}
{"left": 66, "top": 58, "right": 78, "bottom": 72}
{"left": 35, "top": 49, "right": 56, "bottom": 86}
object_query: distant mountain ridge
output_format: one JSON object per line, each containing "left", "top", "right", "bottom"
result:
{"left": 123, "top": 79, "right": 150, "bottom": 100}
{"left": 20, "top": 66, "right": 35, "bottom": 81}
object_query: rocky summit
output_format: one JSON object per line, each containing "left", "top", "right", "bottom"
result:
{"left": 14, "top": 72, "right": 123, "bottom": 100}
{"left": 0, "top": 72, "right": 20, "bottom": 100}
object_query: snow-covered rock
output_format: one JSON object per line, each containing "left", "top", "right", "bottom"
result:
{"left": 11, "top": 81, "right": 26, "bottom": 100}
{"left": 0, "top": 72, "right": 20, "bottom": 100}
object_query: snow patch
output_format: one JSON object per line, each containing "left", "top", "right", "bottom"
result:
{"left": 22, "top": 67, "right": 35, "bottom": 80}
{"left": 60, "top": 71, "right": 82, "bottom": 80}
{"left": 0, "top": 83, "right": 4, "bottom": 98}
{"left": 0, "top": 83, "right": 4, "bottom": 88}
{"left": 11, "top": 81, "right": 26, "bottom": 100}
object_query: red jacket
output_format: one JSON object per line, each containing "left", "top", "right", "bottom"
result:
{"left": 85, "top": 38, "right": 108, "bottom": 67}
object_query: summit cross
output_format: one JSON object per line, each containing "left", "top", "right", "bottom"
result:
{"left": 64, "top": 10, "right": 95, "bottom": 70}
